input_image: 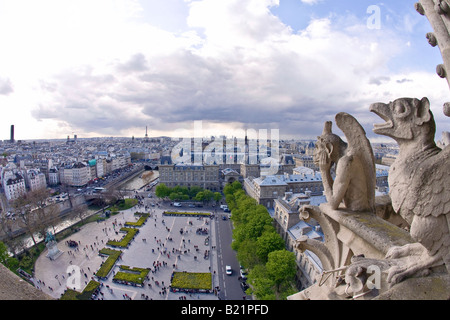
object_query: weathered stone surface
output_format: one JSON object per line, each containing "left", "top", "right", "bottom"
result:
{"left": 374, "top": 273, "right": 450, "bottom": 300}
{"left": 370, "top": 97, "right": 450, "bottom": 284}
{"left": 0, "top": 263, "right": 53, "bottom": 300}
{"left": 314, "top": 113, "right": 376, "bottom": 213}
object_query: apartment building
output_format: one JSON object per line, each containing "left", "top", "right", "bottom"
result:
{"left": 243, "top": 172, "right": 323, "bottom": 209}
{"left": 25, "top": 168, "right": 47, "bottom": 192}
{"left": 2, "top": 170, "right": 26, "bottom": 201}
{"left": 159, "top": 163, "right": 220, "bottom": 191}
{"left": 272, "top": 192, "right": 326, "bottom": 290}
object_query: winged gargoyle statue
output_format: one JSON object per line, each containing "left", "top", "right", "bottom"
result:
{"left": 314, "top": 112, "right": 376, "bottom": 213}
{"left": 344, "top": 97, "right": 449, "bottom": 294}
{"left": 369, "top": 97, "right": 450, "bottom": 283}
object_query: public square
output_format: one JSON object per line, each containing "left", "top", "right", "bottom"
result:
{"left": 34, "top": 203, "right": 221, "bottom": 300}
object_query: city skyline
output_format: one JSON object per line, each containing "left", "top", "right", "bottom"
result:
{"left": 0, "top": 0, "right": 448, "bottom": 142}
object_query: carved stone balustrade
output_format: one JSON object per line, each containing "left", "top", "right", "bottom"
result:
{"left": 289, "top": 198, "right": 450, "bottom": 300}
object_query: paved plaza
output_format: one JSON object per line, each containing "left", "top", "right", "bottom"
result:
{"left": 34, "top": 204, "right": 220, "bottom": 300}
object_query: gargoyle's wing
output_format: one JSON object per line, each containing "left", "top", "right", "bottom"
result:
{"left": 406, "top": 146, "right": 450, "bottom": 257}
{"left": 410, "top": 146, "right": 450, "bottom": 218}
{"left": 335, "top": 112, "right": 376, "bottom": 209}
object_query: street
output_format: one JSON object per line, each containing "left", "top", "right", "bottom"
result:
{"left": 215, "top": 213, "right": 251, "bottom": 300}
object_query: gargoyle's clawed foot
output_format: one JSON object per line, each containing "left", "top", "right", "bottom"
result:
{"left": 385, "top": 243, "right": 426, "bottom": 260}
{"left": 385, "top": 243, "right": 441, "bottom": 286}
{"left": 387, "top": 265, "right": 431, "bottom": 285}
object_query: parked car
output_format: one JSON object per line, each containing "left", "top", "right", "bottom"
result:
{"left": 240, "top": 281, "right": 250, "bottom": 292}
{"left": 240, "top": 268, "right": 248, "bottom": 280}
{"left": 226, "top": 265, "right": 232, "bottom": 275}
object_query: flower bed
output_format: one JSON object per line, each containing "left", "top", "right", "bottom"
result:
{"left": 125, "top": 212, "right": 150, "bottom": 228}
{"left": 60, "top": 280, "right": 101, "bottom": 300}
{"left": 163, "top": 211, "right": 211, "bottom": 217}
{"left": 106, "top": 227, "right": 139, "bottom": 248}
{"left": 95, "top": 248, "right": 122, "bottom": 279}
{"left": 113, "top": 265, "right": 150, "bottom": 287}
{"left": 170, "top": 272, "right": 212, "bottom": 293}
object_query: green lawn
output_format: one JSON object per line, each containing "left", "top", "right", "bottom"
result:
{"left": 106, "top": 227, "right": 138, "bottom": 248}
{"left": 110, "top": 198, "right": 138, "bottom": 213}
{"left": 95, "top": 248, "right": 122, "bottom": 279}
{"left": 124, "top": 212, "right": 150, "bottom": 227}
{"left": 113, "top": 265, "right": 150, "bottom": 285}
{"left": 60, "top": 280, "right": 100, "bottom": 300}
{"left": 170, "top": 272, "right": 212, "bottom": 290}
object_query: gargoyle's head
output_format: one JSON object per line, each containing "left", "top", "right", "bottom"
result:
{"left": 369, "top": 97, "right": 435, "bottom": 142}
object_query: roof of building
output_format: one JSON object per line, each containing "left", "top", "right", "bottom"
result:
{"left": 72, "top": 162, "right": 86, "bottom": 169}
{"left": 221, "top": 168, "right": 240, "bottom": 176}
{"left": 288, "top": 220, "right": 324, "bottom": 242}
{"left": 254, "top": 175, "right": 288, "bottom": 186}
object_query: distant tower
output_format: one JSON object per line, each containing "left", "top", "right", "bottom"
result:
{"left": 10, "top": 125, "right": 14, "bottom": 143}
{"left": 144, "top": 126, "right": 149, "bottom": 142}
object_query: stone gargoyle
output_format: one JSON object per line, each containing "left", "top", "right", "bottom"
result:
{"left": 314, "top": 112, "right": 376, "bottom": 212}
{"left": 344, "top": 97, "right": 450, "bottom": 292}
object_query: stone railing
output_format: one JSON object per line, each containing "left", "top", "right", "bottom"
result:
{"left": 289, "top": 197, "right": 416, "bottom": 300}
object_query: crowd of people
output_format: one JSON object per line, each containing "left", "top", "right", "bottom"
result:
{"left": 34, "top": 196, "right": 220, "bottom": 300}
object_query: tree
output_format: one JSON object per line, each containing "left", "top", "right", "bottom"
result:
{"left": 188, "top": 186, "right": 203, "bottom": 198}
{"left": 72, "top": 203, "right": 88, "bottom": 226}
{"left": 0, "top": 206, "right": 15, "bottom": 241}
{"left": 223, "top": 183, "right": 234, "bottom": 196}
{"left": 213, "top": 192, "right": 222, "bottom": 202}
{"left": 194, "top": 191, "right": 204, "bottom": 202}
{"left": 244, "top": 212, "right": 273, "bottom": 241}
{"left": 35, "top": 201, "right": 61, "bottom": 236}
{"left": 225, "top": 193, "right": 236, "bottom": 211}
{"left": 236, "top": 239, "right": 260, "bottom": 270}
{"left": 203, "top": 189, "right": 213, "bottom": 202}
{"left": 266, "top": 250, "right": 297, "bottom": 292}
{"left": 231, "top": 180, "right": 242, "bottom": 192}
{"left": 11, "top": 189, "right": 50, "bottom": 246}
{"left": 247, "top": 264, "right": 276, "bottom": 300}
{"left": 0, "top": 241, "right": 10, "bottom": 265}
{"left": 169, "top": 192, "right": 181, "bottom": 201}
{"left": 155, "top": 183, "right": 170, "bottom": 198}
{"left": 256, "top": 230, "right": 285, "bottom": 263}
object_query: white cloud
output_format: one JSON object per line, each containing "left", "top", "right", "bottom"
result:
{"left": 300, "top": 0, "right": 323, "bottom": 5}
{"left": 0, "top": 0, "right": 447, "bottom": 140}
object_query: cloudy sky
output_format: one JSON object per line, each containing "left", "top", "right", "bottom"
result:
{"left": 0, "top": 0, "right": 449, "bottom": 141}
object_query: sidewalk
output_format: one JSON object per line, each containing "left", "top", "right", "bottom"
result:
{"left": 33, "top": 205, "right": 220, "bottom": 300}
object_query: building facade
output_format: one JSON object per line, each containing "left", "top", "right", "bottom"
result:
{"left": 272, "top": 192, "right": 325, "bottom": 290}
{"left": 2, "top": 170, "right": 26, "bottom": 201}
{"left": 243, "top": 172, "right": 324, "bottom": 209}
{"left": 159, "top": 163, "right": 220, "bottom": 191}
{"left": 25, "top": 169, "right": 47, "bottom": 192}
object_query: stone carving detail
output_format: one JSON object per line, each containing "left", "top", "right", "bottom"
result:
{"left": 415, "top": 0, "right": 450, "bottom": 118}
{"left": 368, "top": 97, "right": 450, "bottom": 283}
{"left": 291, "top": 1, "right": 450, "bottom": 300}
{"left": 314, "top": 112, "right": 376, "bottom": 212}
